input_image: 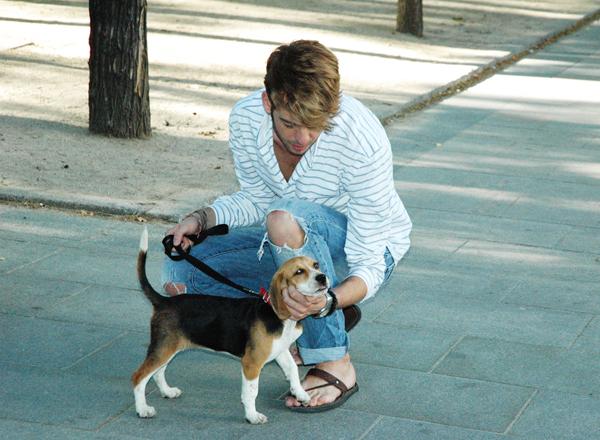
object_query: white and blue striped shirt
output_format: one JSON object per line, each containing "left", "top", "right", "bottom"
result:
{"left": 211, "top": 89, "right": 412, "bottom": 300}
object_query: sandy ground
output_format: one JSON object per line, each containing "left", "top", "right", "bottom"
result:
{"left": 0, "top": 0, "right": 598, "bottom": 217}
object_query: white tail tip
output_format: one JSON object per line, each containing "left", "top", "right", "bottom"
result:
{"left": 140, "top": 226, "right": 148, "bottom": 252}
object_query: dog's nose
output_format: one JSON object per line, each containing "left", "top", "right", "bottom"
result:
{"left": 316, "top": 273, "right": 326, "bottom": 285}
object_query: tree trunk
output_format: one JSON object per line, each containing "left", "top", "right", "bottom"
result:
{"left": 89, "top": 0, "right": 151, "bottom": 138}
{"left": 396, "top": 0, "right": 423, "bottom": 37}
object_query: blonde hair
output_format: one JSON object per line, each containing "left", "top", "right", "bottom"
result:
{"left": 264, "top": 40, "right": 340, "bottom": 132}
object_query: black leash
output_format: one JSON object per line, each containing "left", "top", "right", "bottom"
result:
{"left": 162, "top": 225, "right": 269, "bottom": 302}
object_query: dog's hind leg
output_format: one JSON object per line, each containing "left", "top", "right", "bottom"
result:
{"left": 154, "top": 363, "right": 182, "bottom": 399}
{"left": 275, "top": 350, "right": 310, "bottom": 404}
{"left": 132, "top": 340, "right": 182, "bottom": 418}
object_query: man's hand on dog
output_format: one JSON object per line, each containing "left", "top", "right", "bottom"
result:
{"left": 283, "top": 286, "right": 327, "bottom": 320}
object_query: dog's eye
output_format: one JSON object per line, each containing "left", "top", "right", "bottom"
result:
{"left": 313, "top": 262, "right": 320, "bottom": 270}
{"left": 295, "top": 268, "right": 305, "bottom": 275}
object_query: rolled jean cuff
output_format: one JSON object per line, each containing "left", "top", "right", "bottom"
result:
{"left": 298, "top": 345, "right": 348, "bottom": 365}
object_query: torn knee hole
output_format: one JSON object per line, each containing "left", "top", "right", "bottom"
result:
{"left": 266, "top": 210, "right": 305, "bottom": 248}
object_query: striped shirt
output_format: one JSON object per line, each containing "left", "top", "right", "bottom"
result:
{"left": 211, "top": 89, "right": 412, "bottom": 300}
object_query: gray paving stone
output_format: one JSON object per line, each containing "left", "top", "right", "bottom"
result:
{"left": 8, "top": 246, "right": 163, "bottom": 290}
{"left": 0, "top": 272, "right": 88, "bottom": 316}
{"left": 501, "top": 178, "right": 600, "bottom": 228}
{"left": 504, "top": 57, "right": 573, "bottom": 77}
{"left": 396, "top": 167, "right": 519, "bottom": 216}
{"left": 359, "top": 279, "right": 399, "bottom": 322}
{"left": 102, "top": 386, "right": 377, "bottom": 439}
{"left": 0, "top": 419, "right": 141, "bottom": 440}
{"left": 350, "top": 321, "right": 459, "bottom": 371}
{"left": 557, "top": 226, "right": 600, "bottom": 255}
{"left": 65, "top": 330, "right": 148, "bottom": 380}
{"left": 436, "top": 336, "right": 600, "bottom": 398}
{"left": 509, "top": 390, "right": 600, "bottom": 439}
{"left": 344, "top": 363, "right": 533, "bottom": 433}
{"left": 401, "top": 231, "right": 467, "bottom": 264}
{"left": 503, "top": 276, "right": 600, "bottom": 314}
{"left": 0, "top": 236, "right": 59, "bottom": 274}
{"left": 0, "top": 314, "right": 125, "bottom": 370}
{"left": 237, "top": 407, "right": 378, "bottom": 440}
{"left": 571, "top": 316, "right": 600, "bottom": 354}
{"left": 0, "top": 205, "right": 166, "bottom": 255}
{"left": 1, "top": 364, "right": 132, "bottom": 431}
{"left": 387, "top": 106, "right": 490, "bottom": 147}
{"left": 434, "top": 336, "right": 560, "bottom": 389}
{"left": 385, "top": 264, "right": 519, "bottom": 303}
{"left": 445, "top": 240, "right": 600, "bottom": 283}
{"left": 379, "top": 291, "right": 590, "bottom": 347}
{"left": 0, "top": 205, "right": 92, "bottom": 245}
{"left": 410, "top": 207, "right": 573, "bottom": 250}
{"left": 363, "top": 416, "right": 506, "bottom": 440}
{"left": 37, "top": 284, "right": 155, "bottom": 331}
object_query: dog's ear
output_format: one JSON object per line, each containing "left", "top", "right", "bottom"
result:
{"left": 269, "top": 270, "right": 292, "bottom": 320}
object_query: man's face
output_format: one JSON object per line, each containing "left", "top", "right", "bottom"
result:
{"left": 262, "top": 92, "right": 322, "bottom": 157}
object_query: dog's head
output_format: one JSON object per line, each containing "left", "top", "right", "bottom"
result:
{"left": 269, "top": 256, "right": 329, "bottom": 320}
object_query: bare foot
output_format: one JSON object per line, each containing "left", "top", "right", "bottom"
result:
{"left": 285, "top": 354, "right": 356, "bottom": 409}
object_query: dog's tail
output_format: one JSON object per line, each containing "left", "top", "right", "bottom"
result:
{"left": 137, "top": 227, "right": 166, "bottom": 308}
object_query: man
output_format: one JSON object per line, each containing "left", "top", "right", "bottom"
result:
{"left": 162, "top": 40, "right": 412, "bottom": 411}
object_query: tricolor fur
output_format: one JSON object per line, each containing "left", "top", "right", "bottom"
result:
{"left": 132, "top": 227, "right": 329, "bottom": 423}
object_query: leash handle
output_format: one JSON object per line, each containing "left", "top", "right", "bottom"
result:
{"left": 162, "top": 224, "right": 229, "bottom": 260}
{"left": 162, "top": 225, "right": 260, "bottom": 297}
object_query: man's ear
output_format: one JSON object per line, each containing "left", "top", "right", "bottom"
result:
{"left": 269, "top": 271, "right": 291, "bottom": 320}
{"left": 261, "top": 91, "right": 272, "bottom": 114}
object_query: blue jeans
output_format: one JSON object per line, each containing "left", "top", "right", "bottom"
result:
{"left": 162, "top": 199, "right": 396, "bottom": 364}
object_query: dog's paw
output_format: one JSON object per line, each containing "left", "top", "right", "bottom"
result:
{"left": 136, "top": 405, "right": 157, "bottom": 418}
{"left": 161, "top": 387, "right": 182, "bottom": 399}
{"left": 292, "top": 387, "right": 311, "bottom": 405}
{"left": 245, "top": 411, "right": 268, "bottom": 424}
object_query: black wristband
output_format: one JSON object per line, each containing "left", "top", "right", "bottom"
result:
{"left": 325, "top": 288, "right": 338, "bottom": 317}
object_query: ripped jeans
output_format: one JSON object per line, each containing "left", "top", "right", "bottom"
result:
{"left": 161, "top": 199, "right": 395, "bottom": 364}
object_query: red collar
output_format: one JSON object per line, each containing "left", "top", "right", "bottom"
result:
{"left": 259, "top": 287, "right": 271, "bottom": 305}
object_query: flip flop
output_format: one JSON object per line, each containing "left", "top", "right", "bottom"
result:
{"left": 292, "top": 306, "right": 362, "bottom": 367}
{"left": 287, "top": 367, "right": 359, "bottom": 413}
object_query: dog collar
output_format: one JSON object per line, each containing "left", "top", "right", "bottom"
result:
{"left": 259, "top": 287, "right": 271, "bottom": 305}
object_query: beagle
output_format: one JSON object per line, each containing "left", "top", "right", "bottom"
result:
{"left": 133, "top": 228, "right": 329, "bottom": 424}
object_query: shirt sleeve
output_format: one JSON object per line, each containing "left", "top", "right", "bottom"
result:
{"left": 343, "top": 137, "right": 396, "bottom": 301}
{"left": 210, "top": 109, "right": 275, "bottom": 228}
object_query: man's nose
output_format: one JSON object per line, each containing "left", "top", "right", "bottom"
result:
{"left": 295, "top": 127, "right": 311, "bottom": 145}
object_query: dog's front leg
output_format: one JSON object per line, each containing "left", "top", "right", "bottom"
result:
{"left": 275, "top": 350, "right": 310, "bottom": 404}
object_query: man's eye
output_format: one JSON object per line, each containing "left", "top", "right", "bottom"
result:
{"left": 283, "top": 122, "right": 294, "bottom": 128}
{"left": 295, "top": 269, "right": 305, "bottom": 275}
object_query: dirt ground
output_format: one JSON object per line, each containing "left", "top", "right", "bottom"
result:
{"left": 0, "top": 0, "right": 598, "bottom": 217}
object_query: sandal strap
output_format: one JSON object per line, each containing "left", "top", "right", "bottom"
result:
{"left": 303, "top": 368, "right": 349, "bottom": 394}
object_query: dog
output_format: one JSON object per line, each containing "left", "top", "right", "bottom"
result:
{"left": 133, "top": 227, "right": 329, "bottom": 424}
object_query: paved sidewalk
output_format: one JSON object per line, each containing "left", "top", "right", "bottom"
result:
{"left": 1, "top": 6, "right": 600, "bottom": 440}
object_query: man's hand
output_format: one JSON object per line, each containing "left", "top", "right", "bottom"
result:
{"left": 282, "top": 285, "right": 327, "bottom": 321}
{"left": 165, "top": 216, "right": 201, "bottom": 251}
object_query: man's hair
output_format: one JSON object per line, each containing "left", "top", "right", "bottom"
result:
{"left": 264, "top": 40, "right": 340, "bottom": 132}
